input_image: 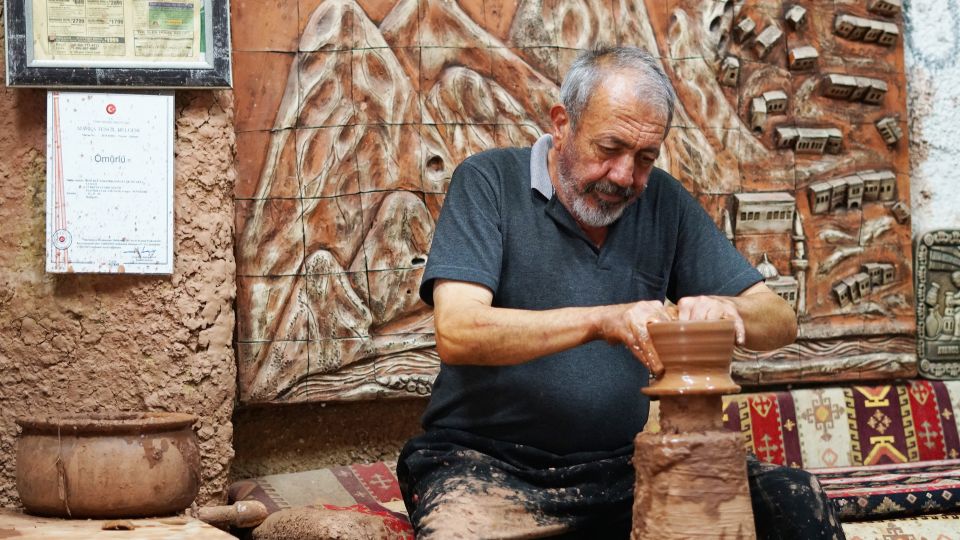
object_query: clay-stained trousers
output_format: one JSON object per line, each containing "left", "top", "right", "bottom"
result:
{"left": 398, "top": 429, "right": 845, "bottom": 540}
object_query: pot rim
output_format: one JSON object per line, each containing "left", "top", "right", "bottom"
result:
{"left": 16, "top": 411, "right": 198, "bottom": 435}
{"left": 647, "top": 319, "right": 736, "bottom": 335}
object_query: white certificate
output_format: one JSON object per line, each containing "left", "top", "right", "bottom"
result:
{"left": 46, "top": 91, "right": 174, "bottom": 274}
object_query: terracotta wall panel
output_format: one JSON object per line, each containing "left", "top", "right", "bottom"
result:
{"left": 233, "top": 51, "right": 299, "bottom": 132}
{"left": 231, "top": 0, "right": 299, "bottom": 52}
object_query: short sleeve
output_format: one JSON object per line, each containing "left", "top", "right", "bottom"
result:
{"left": 667, "top": 188, "right": 763, "bottom": 301}
{"left": 419, "top": 160, "right": 503, "bottom": 306}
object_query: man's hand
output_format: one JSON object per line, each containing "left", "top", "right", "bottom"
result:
{"left": 676, "top": 295, "right": 746, "bottom": 345}
{"left": 674, "top": 283, "right": 799, "bottom": 351}
{"left": 598, "top": 301, "right": 675, "bottom": 377}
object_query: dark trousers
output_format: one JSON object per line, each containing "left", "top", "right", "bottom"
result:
{"left": 398, "top": 429, "right": 845, "bottom": 540}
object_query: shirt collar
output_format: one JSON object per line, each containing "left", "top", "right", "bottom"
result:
{"left": 530, "top": 134, "right": 554, "bottom": 199}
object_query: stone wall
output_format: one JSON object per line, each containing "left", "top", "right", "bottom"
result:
{"left": 0, "top": 10, "right": 238, "bottom": 504}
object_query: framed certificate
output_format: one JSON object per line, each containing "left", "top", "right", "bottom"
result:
{"left": 4, "top": 0, "right": 231, "bottom": 87}
{"left": 46, "top": 91, "right": 175, "bottom": 274}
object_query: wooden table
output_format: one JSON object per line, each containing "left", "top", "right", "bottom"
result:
{"left": 0, "top": 509, "right": 234, "bottom": 539}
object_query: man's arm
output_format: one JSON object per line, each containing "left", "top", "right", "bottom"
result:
{"left": 676, "top": 282, "right": 798, "bottom": 351}
{"left": 434, "top": 278, "right": 796, "bottom": 374}
{"left": 432, "top": 279, "right": 674, "bottom": 375}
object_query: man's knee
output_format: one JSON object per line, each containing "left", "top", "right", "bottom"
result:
{"left": 750, "top": 461, "right": 824, "bottom": 500}
{"left": 412, "top": 476, "right": 567, "bottom": 540}
{"left": 747, "top": 460, "right": 844, "bottom": 540}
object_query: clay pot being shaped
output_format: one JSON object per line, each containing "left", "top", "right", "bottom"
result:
{"left": 642, "top": 319, "right": 741, "bottom": 397}
{"left": 16, "top": 412, "right": 200, "bottom": 518}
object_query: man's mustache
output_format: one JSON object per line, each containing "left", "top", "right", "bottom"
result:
{"left": 584, "top": 180, "right": 635, "bottom": 199}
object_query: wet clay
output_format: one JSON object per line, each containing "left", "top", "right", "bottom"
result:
{"left": 101, "top": 520, "right": 136, "bottom": 530}
{"left": 657, "top": 395, "right": 723, "bottom": 433}
{"left": 633, "top": 320, "right": 755, "bottom": 539}
{"left": 15, "top": 412, "right": 200, "bottom": 519}
{"left": 416, "top": 476, "right": 567, "bottom": 539}
{"left": 632, "top": 431, "right": 755, "bottom": 539}
{"left": 251, "top": 507, "right": 404, "bottom": 540}
{"left": 643, "top": 320, "right": 741, "bottom": 397}
{"left": 194, "top": 501, "right": 269, "bottom": 529}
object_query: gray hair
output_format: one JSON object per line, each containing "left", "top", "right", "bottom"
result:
{"left": 560, "top": 47, "right": 676, "bottom": 132}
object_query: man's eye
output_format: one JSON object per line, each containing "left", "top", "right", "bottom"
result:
{"left": 599, "top": 145, "right": 618, "bottom": 154}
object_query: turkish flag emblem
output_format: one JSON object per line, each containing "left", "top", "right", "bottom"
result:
{"left": 106, "top": 103, "right": 117, "bottom": 114}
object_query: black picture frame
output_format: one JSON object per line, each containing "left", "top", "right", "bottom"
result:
{"left": 4, "top": 0, "right": 231, "bottom": 88}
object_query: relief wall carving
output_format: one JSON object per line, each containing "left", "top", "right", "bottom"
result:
{"left": 232, "top": 0, "right": 915, "bottom": 403}
{"left": 916, "top": 230, "right": 960, "bottom": 379}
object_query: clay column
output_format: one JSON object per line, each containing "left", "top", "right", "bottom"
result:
{"left": 631, "top": 320, "right": 756, "bottom": 540}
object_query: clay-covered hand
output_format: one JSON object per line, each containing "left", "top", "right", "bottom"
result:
{"left": 599, "top": 301, "right": 675, "bottom": 377}
{"left": 676, "top": 295, "right": 746, "bottom": 345}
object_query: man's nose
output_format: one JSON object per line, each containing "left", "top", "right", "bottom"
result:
{"left": 607, "top": 154, "right": 634, "bottom": 187}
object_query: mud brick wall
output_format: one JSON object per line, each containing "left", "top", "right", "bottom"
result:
{"left": 232, "top": 0, "right": 916, "bottom": 404}
{"left": 0, "top": 9, "right": 238, "bottom": 505}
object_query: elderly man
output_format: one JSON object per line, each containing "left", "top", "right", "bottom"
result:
{"left": 398, "top": 47, "right": 844, "bottom": 539}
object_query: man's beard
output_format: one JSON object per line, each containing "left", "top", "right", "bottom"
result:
{"left": 556, "top": 146, "right": 638, "bottom": 227}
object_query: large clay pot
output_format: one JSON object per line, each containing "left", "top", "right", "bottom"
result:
{"left": 16, "top": 412, "right": 200, "bottom": 518}
{"left": 643, "top": 319, "right": 740, "bottom": 397}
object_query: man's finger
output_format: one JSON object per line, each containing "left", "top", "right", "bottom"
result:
{"left": 627, "top": 323, "right": 660, "bottom": 377}
{"left": 678, "top": 297, "right": 711, "bottom": 321}
{"left": 718, "top": 310, "right": 746, "bottom": 345}
{"left": 642, "top": 345, "right": 664, "bottom": 378}
{"left": 708, "top": 305, "right": 727, "bottom": 321}
{"left": 637, "top": 324, "right": 664, "bottom": 377}
{"left": 694, "top": 300, "right": 716, "bottom": 321}
{"left": 735, "top": 318, "right": 746, "bottom": 345}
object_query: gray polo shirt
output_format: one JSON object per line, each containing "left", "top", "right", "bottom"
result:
{"left": 419, "top": 135, "right": 761, "bottom": 457}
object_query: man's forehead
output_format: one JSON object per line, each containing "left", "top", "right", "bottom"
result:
{"left": 592, "top": 129, "right": 665, "bottom": 149}
{"left": 580, "top": 73, "right": 669, "bottom": 127}
{"left": 579, "top": 99, "right": 668, "bottom": 144}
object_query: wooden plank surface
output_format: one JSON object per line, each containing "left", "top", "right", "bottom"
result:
{"left": 0, "top": 509, "right": 233, "bottom": 540}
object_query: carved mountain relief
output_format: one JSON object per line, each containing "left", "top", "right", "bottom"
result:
{"left": 232, "top": 0, "right": 915, "bottom": 403}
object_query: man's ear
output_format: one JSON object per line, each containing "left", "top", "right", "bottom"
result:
{"left": 549, "top": 104, "right": 570, "bottom": 147}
